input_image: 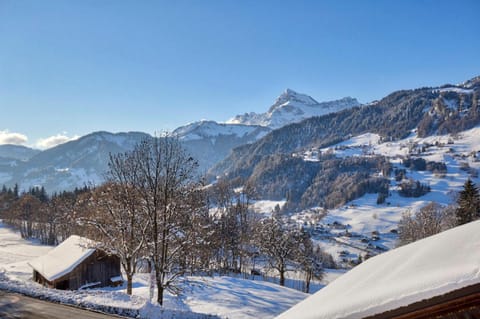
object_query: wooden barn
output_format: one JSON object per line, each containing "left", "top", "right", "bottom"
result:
{"left": 28, "top": 235, "right": 122, "bottom": 290}
{"left": 276, "top": 220, "right": 480, "bottom": 319}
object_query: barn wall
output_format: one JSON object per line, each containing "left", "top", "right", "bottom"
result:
{"left": 63, "top": 251, "right": 120, "bottom": 290}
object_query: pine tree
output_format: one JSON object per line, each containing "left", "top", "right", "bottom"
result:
{"left": 456, "top": 179, "right": 480, "bottom": 225}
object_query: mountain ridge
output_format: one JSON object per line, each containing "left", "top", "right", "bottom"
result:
{"left": 226, "top": 89, "right": 360, "bottom": 129}
{"left": 209, "top": 76, "right": 480, "bottom": 199}
{"left": 0, "top": 144, "right": 40, "bottom": 161}
{"left": 1, "top": 76, "right": 478, "bottom": 193}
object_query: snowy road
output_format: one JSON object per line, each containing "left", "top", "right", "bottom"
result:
{"left": 0, "top": 291, "right": 124, "bottom": 319}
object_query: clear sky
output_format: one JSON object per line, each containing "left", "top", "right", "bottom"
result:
{"left": 1, "top": 0, "right": 479, "bottom": 149}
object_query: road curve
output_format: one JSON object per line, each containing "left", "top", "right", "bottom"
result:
{"left": 0, "top": 291, "right": 125, "bottom": 319}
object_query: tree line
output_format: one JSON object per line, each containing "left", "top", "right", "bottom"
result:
{"left": 0, "top": 184, "right": 90, "bottom": 245}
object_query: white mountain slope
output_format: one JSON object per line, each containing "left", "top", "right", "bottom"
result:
{"left": 227, "top": 89, "right": 360, "bottom": 129}
{"left": 173, "top": 120, "right": 271, "bottom": 172}
{"left": 173, "top": 120, "right": 270, "bottom": 142}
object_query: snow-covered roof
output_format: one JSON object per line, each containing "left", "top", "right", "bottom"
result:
{"left": 276, "top": 220, "right": 480, "bottom": 319}
{"left": 28, "top": 235, "right": 96, "bottom": 282}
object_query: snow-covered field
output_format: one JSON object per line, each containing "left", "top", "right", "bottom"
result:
{"left": 0, "top": 221, "right": 312, "bottom": 319}
{"left": 252, "top": 199, "right": 286, "bottom": 215}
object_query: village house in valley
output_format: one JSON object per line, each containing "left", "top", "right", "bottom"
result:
{"left": 276, "top": 220, "right": 480, "bottom": 319}
{"left": 28, "top": 235, "right": 122, "bottom": 290}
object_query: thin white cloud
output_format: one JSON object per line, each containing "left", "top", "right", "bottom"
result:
{"left": 36, "top": 133, "right": 80, "bottom": 149}
{"left": 0, "top": 130, "right": 28, "bottom": 145}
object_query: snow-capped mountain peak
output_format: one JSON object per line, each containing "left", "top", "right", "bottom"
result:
{"left": 269, "top": 88, "right": 321, "bottom": 111}
{"left": 227, "top": 89, "right": 360, "bottom": 129}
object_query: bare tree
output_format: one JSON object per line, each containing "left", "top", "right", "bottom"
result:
{"left": 256, "top": 216, "right": 297, "bottom": 286}
{"left": 9, "top": 194, "right": 42, "bottom": 239}
{"left": 237, "top": 180, "right": 258, "bottom": 274}
{"left": 73, "top": 147, "right": 144, "bottom": 296}
{"left": 84, "top": 181, "right": 147, "bottom": 295}
{"left": 295, "top": 229, "right": 324, "bottom": 293}
{"left": 47, "top": 193, "right": 75, "bottom": 244}
{"left": 209, "top": 179, "right": 237, "bottom": 271}
{"left": 208, "top": 178, "right": 258, "bottom": 274}
{"left": 175, "top": 184, "right": 212, "bottom": 275}
{"left": 132, "top": 134, "right": 201, "bottom": 305}
{"left": 398, "top": 202, "right": 456, "bottom": 246}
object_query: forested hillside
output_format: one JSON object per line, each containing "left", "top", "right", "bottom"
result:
{"left": 211, "top": 77, "right": 480, "bottom": 209}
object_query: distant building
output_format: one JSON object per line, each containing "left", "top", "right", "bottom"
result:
{"left": 276, "top": 220, "right": 480, "bottom": 319}
{"left": 28, "top": 235, "right": 122, "bottom": 290}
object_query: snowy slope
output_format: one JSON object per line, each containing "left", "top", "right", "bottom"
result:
{"left": 173, "top": 120, "right": 270, "bottom": 142}
{"left": 227, "top": 89, "right": 360, "bottom": 129}
{"left": 276, "top": 220, "right": 480, "bottom": 319}
{"left": 173, "top": 120, "right": 271, "bottom": 172}
{"left": 288, "top": 125, "right": 480, "bottom": 266}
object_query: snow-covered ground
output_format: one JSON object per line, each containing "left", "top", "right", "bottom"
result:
{"left": 0, "top": 223, "right": 53, "bottom": 281}
{"left": 320, "top": 126, "right": 480, "bottom": 165}
{"left": 252, "top": 199, "right": 286, "bottom": 216}
{"left": 292, "top": 126, "right": 480, "bottom": 265}
{"left": 0, "top": 221, "right": 313, "bottom": 319}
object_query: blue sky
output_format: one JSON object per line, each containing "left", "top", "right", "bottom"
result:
{"left": 0, "top": 0, "right": 479, "bottom": 149}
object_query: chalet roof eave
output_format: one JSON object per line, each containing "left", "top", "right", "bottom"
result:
{"left": 363, "top": 282, "right": 480, "bottom": 319}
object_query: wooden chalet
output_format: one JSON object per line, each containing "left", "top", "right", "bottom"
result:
{"left": 28, "top": 235, "right": 122, "bottom": 290}
{"left": 276, "top": 220, "right": 480, "bottom": 319}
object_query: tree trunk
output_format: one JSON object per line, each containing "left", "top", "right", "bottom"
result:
{"left": 305, "top": 271, "right": 312, "bottom": 293}
{"left": 157, "top": 281, "right": 164, "bottom": 305}
{"left": 125, "top": 258, "right": 134, "bottom": 295}
{"left": 126, "top": 273, "right": 133, "bottom": 295}
{"left": 279, "top": 270, "right": 285, "bottom": 286}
